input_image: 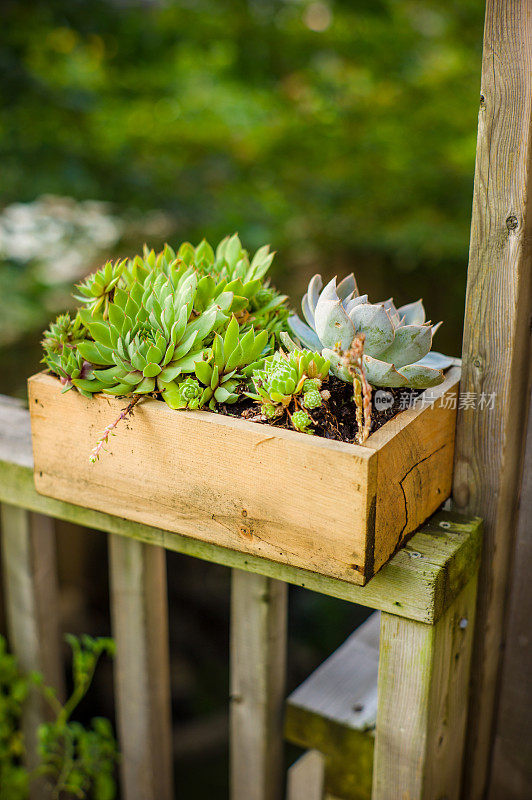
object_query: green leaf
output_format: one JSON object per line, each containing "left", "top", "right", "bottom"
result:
{"left": 173, "top": 349, "right": 206, "bottom": 373}
{"left": 223, "top": 316, "right": 240, "bottom": 360}
{"left": 224, "top": 234, "right": 242, "bottom": 269}
{"left": 88, "top": 322, "right": 114, "bottom": 349}
{"left": 108, "top": 303, "right": 126, "bottom": 333}
{"left": 195, "top": 360, "right": 213, "bottom": 386}
{"left": 226, "top": 343, "right": 244, "bottom": 371}
{"left": 186, "top": 305, "right": 218, "bottom": 342}
{"left": 134, "top": 377, "right": 156, "bottom": 393}
{"left": 214, "top": 386, "right": 233, "bottom": 403}
{"left": 161, "top": 381, "right": 187, "bottom": 409}
{"left": 77, "top": 341, "right": 113, "bottom": 366}
{"left": 143, "top": 363, "right": 161, "bottom": 377}
{"left": 94, "top": 366, "right": 123, "bottom": 384}
{"left": 178, "top": 241, "right": 195, "bottom": 265}
{"left": 146, "top": 344, "right": 164, "bottom": 364}
{"left": 172, "top": 330, "right": 198, "bottom": 361}
{"left": 195, "top": 238, "right": 215, "bottom": 265}
{"left": 71, "top": 378, "right": 106, "bottom": 393}
{"left": 159, "top": 364, "right": 182, "bottom": 382}
{"left": 212, "top": 335, "right": 225, "bottom": 370}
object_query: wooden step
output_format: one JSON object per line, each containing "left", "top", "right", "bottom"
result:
{"left": 286, "top": 612, "right": 380, "bottom": 800}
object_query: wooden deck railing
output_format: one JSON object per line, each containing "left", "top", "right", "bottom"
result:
{"left": 0, "top": 394, "right": 482, "bottom": 800}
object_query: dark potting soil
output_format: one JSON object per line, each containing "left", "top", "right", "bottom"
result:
{"left": 220, "top": 376, "right": 422, "bottom": 444}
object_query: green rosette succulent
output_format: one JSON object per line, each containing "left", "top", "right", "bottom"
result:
{"left": 75, "top": 272, "right": 222, "bottom": 400}
{"left": 291, "top": 410, "right": 314, "bottom": 434}
{"left": 287, "top": 274, "right": 453, "bottom": 389}
{"left": 177, "top": 234, "right": 289, "bottom": 337}
{"left": 248, "top": 349, "right": 330, "bottom": 409}
{"left": 74, "top": 260, "right": 126, "bottom": 318}
{"left": 247, "top": 349, "right": 330, "bottom": 434}
{"left": 161, "top": 316, "right": 269, "bottom": 410}
{"left": 41, "top": 312, "right": 87, "bottom": 355}
{"left": 161, "top": 377, "right": 203, "bottom": 410}
{"left": 43, "top": 347, "right": 102, "bottom": 398}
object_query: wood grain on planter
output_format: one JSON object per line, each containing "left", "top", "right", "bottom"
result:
{"left": 28, "top": 367, "right": 459, "bottom": 585}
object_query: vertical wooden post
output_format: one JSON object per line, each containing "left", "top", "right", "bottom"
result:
{"left": 372, "top": 575, "right": 478, "bottom": 800}
{"left": 286, "top": 750, "right": 325, "bottom": 800}
{"left": 230, "top": 570, "right": 288, "bottom": 800}
{"left": 109, "top": 535, "right": 173, "bottom": 800}
{"left": 0, "top": 506, "right": 64, "bottom": 769}
{"left": 453, "top": 1, "right": 532, "bottom": 796}
{"left": 489, "top": 383, "right": 532, "bottom": 800}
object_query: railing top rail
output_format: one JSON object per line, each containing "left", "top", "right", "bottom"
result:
{"left": 0, "top": 395, "right": 482, "bottom": 624}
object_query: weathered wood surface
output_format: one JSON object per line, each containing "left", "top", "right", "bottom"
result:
{"left": 489, "top": 384, "right": 532, "bottom": 800}
{"left": 28, "top": 369, "right": 459, "bottom": 585}
{"left": 452, "top": 2, "right": 532, "bottom": 796}
{"left": 0, "top": 404, "right": 482, "bottom": 622}
{"left": 230, "top": 570, "right": 287, "bottom": 800}
{"left": 286, "top": 613, "right": 379, "bottom": 800}
{"left": 369, "top": 371, "right": 459, "bottom": 573}
{"left": 109, "top": 536, "right": 173, "bottom": 800}
{"left": 0, "top": 505, "right": 64, "bottom": 799}
{"left": 372, "top": 574, "right": 478, "bottom": 800}
{"left": 286, "top": 750, "right": 325, "bottom": 800}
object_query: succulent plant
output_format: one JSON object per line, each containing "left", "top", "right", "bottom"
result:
{"left": 75, "top": 271, "right": 221, "bottom": 400}
{"left": 41, "top": 312, "right": 87, "bottom": 356}
{"left": 249, "top": 349, "right": 330, "bottom": 408}
{"left": 196, "top": 318, "right": 270, "bottom": 408}
{"left": 302, "top": 389, "right": 322, "bottom": 410}
{"left": 177, "top": 234, "right": 289, "bottom": 336}
{"left": 74, "top": 260, "right": 126, "bottom": 318}
{"left": 161, "top": 317, "right": 270, "bottom": 411}
{"left": 43, "top": 347, "right": 101, "bottom": 398}
{"left": 247, "top": 349, "right": 330, "bottom": 433}
{"left": 161, "top": 377, "right": 203, "bottom": 410}
{"left": 287, "top": 274, "right": 449, "bottom": 389}
{"left": 291, "top": 410, "right": 314, "bottom": 434}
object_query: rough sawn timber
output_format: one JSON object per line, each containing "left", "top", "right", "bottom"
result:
{"left": 452, "top": 1, "right": 532, "bottom": 796}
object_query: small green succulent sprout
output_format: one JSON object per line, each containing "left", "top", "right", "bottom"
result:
{"left": 288, "top": 274, "right": 452, "bottom": 389}
{"left": 261, "top": 403, "right": 281, "bottom": 419}
{"left": 247, "top": 348, "right": 330, "bottom": 434}
{"left": 302, "top": 389, "right": 322, "bottom": 410}
{"left": 43, "top": 347, "right": 103, "bottom": 398}
{"left": 41, "top": 312, "right": 87, "bottom": 356}
{"left": 249, "top": 349, "right": 330, "bottom": 406}
{"left": 74, "top": 259, "right": 126, "bottom": 318}
{"left": 162, "top": 377, "right": 203, "bottom": 410}
{"left": 192, "top": 317, "right": 270, "bottom": 410}
{"left": 291, "top": 410, "right": 314, "bottom": 434}
{"left": 302, "top": 377, "right": 322, "bottom": 393}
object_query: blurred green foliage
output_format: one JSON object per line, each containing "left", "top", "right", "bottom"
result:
{"left": 1, "top": 0, "right": 483, "bottom": 359}
{"left": 0, "top": 634, "right": 118, "bottom": 800}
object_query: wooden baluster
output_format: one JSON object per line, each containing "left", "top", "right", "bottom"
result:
{"left": 230, "top": 570, "right": 288, "bottom": 800}
{"left": 287, "top": 750, "right": 325, "bottom": 800}
{"left": 372, "top": 574, "right": 478, "bottom": 800}
{"left": 0, "top": 506, "right": 64, "bottom": 775}
{"left": 109, "top": 535, "right": 173, "bottom": 800}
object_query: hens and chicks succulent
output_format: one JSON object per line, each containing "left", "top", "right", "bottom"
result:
{"left": 42, "top": 234, "right": 449, "bottom": 442}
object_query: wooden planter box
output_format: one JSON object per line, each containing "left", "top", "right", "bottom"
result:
{"left": 28, "top": 367, "right": 460, "bottom": 585}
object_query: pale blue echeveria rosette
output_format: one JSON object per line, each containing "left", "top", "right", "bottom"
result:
{"left": 287, "top": 273, "right": 453, "bottom": 389}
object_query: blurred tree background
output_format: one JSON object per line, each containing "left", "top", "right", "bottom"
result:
{"left": 1, "top": 0, "right": 484, "bottom": 395}
{"left": 0, "top": 0, "right": 484, "bottom": 796}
